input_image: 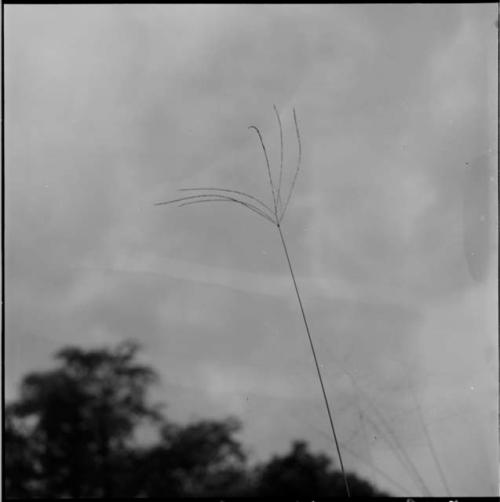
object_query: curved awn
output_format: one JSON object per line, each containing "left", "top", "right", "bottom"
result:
{"left": 156, "top": 107, "right": 351, "bottom": 497}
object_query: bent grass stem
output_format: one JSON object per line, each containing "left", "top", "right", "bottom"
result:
{"left": 156, "top": 107, "right": 351, "bottom": 497}
{"left": 179, "top": 187, "right": 275, "bottom": 216}
{"left": 179, "top": 197, "right": 275, "bottom": 225}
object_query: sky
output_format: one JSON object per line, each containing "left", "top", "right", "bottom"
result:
{"left": 5, "top": 4, "right": 498, "bottom": 496}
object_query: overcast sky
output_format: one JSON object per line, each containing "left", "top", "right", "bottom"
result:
{"left": 5, "top": 4, "right": 498, "bottom": 496}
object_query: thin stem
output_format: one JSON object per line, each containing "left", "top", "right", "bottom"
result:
{"left": 156, "top": 193, "right": 271, "bottom": 218}
{"left": 273, "top": 105, "right": 284, "bottom": 212}
{"left": 280, "top": 108, "right": 302, "bottom": 223}
{"left": 156, "top": 194, "right": 276, "bottom": 224}
{"left": 297, "top": 414, "right": 412, "bottom": 496}
{"left": 248, "top": 125, "right": 278, "bottom": 219}
{"left": 179, "top": 187, "right": 274, "bottom": 216}
{"left": 178, "top": 196, "right": 276, "bottom": 225}
{"left": 276, "top": 223, "right": 351, "bottom": 498}
{"left": 338, "top": 441, "right": 409, "bottom": 497}
{"left": 188, "top": 194, "right": 275, "bottom": 223}
{"left": 328, "top": 360, "right": 432, "bottom": 496}
{"left": 410, "top": 387, "right": 451, "bottom": 496}
{"left": 358, "top": 408, "right": 378, "bottom": 489}
{"left": 155, "top": 195, "right": 207, "bottom": 206}
{"left": 362, "top": 410, "right": 430, "bottom": 496}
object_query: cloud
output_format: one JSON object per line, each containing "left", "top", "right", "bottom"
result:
{"left": 5, "top": 4, "right": 497, "bottom": 495}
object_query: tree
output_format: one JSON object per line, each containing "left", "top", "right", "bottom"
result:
{"left": 4, "top": 340, "right": 160, "bottom": 498}
{"left": 4, "top": 403, "right": 45, "bottom": 497}
{"left": 132, "top": 417, "right": 249, "bottom": 497}
{"left": 5, "top": 340, "right": 391, "bottom": 498}
{"left": 255, "top": 440, "right": 390, "bottom": 497}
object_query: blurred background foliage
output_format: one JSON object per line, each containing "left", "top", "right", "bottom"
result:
{"left": 5, "top": 340, "right": 390, "bottom": 498}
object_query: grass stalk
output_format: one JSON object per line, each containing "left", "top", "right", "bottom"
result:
{"left": 326, "top": 358, "right": 432, "bottom": 496}
{"left": 178, "top": 196, "right": 275, "bottom": 224}
{"left": 410, "top": 386, "right": 451, "bottom": 496}
{"left": 277, "top": 222, "right": 351, "bottom": 497}
{"left": 178, "top": 187, "right": 275, "bottom": 215}
{"left": 273, "top": 104, "right": 284, "bottom": 212}
{"left": 156, "top": 106, "right": 351, "bottom": 497}
{"left": 296, "top": 412, "right": 413, "bottom": 496}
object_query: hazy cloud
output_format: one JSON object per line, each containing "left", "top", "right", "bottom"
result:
{"left": 6, "top": 4, "right": 497, "bottom": 496}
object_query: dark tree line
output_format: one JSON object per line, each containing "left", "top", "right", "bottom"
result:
{"left": 5, "top": 340, "right": 390, "bottom": 498}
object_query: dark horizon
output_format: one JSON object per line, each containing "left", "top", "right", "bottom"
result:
{"left": 5, "top": 339, "right": 394, "bottom": 498}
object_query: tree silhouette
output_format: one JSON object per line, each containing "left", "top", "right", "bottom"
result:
{"left": 5, "top": 340, "right": 160, "bottom": 497}
{"left": 4, "top": 403, "right": 44, "bottom": 497}
{"left": 5, "top": 340, "right": 391, "bottom": 498}
{"left": 126, "top": 417, "right": 249, "bottom": 497}
{"left": 256, "top": 440, "right": 390, "bottom": 497}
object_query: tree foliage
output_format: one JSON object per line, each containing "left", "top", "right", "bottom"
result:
{"left": 256, "top": 440, "right": 389, "bottom": 496}
{"left": 5, "top": 340, "right": 390, "bottom": 498}
{"left": 5, "top": 341, "right": 160, "bottom": 497}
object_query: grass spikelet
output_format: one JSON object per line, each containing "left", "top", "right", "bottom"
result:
{"left": 156, "top": 107, "right": 351, "bottom": 497}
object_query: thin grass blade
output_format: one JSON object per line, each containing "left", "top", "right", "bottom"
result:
{"left": 330, "top": 360, "right": 432, "bottom": 496}
{"left": 179, "top": 187, "right": 275, "bottom": 216}
{"left": 179, "top": 198, "right": 275, "bottom": 225}
{"left": 277, "top": 224, "right": 351, "bottom": 496}
{"left": 178, "top": 196, "right": 276, "bottom": 224}
{"left": 280, "top": 108, "right": 302, "bottom": 223}
{"left": 248, "top": 125, "right": 278, "bottom": 218}
{"left": 175, "top": 193, "right": 276, "bottom": 223}
{"left": 273, "top": 105, "right": 284, "bottom": 213}
{"left": 362, "top": 409, "right": 431, "bottom": 496}
{"left": 410, "top": 387, "right": 451, "bottom": 495}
